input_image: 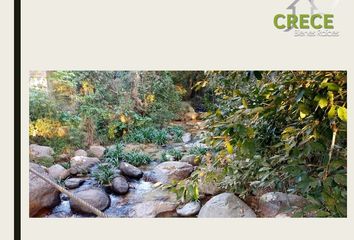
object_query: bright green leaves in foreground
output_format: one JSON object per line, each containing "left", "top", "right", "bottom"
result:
{"left": 337, "top": 106, "right": 347, "bottom": 122}
{"left": 200, "top": 71, "right": 347, "bottom": 217}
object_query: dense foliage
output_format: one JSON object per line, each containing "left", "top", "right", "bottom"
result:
{"left": 29, "top": 71, "right": 184, "bottom": 153}
{"left": 195, "top": 71, "right": 347, "bottom": 217}
{"left": 29, "top": 70, "right": 347, "bottom": 217}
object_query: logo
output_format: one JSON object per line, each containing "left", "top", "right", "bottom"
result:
{"left": 273, "top": 0, "right": 340, "bottom": 37}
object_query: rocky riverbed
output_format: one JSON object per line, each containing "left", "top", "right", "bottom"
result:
{"left": 29, "top": 120, "right": 308, "bottom": 218}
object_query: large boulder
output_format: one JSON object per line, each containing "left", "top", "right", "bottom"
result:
{"left": 69, "top": 188, "right": 110, "bottom": 214}
{"left": 143, "top": 161, "right": 194, "bottom": 184}
{"left": 29, "top": 144, "right": 54, "bottom": 160}
{"left": 88, "top": 145, "right": 106, "bottom": 159}
{"left": 198, "top": 193, "right": 257, "bottom": 218}
{"left": 47, "top": 164, "right": 70, "bottom": 180}
{"left": 64, "top": 178, "right": 85, "bottom": 189}
{"left": 177, "top": 201, "right": 201, "bottom": 217}
{"left": 258, "top": 192, "right": 308, "bottom": 217}
{"left": 74, "top": 149, "right": 88, "bottom": 157}
{"left": 119, "top": 162, "right": 143, "bottom": 179}
{"left": 69, "top": 156, "right": 100, "bottom": 174}
{"left": 29, "top": 163, "right": 61, "bottom": 216}
{"left": 29, "top": 144, "right": 55, "bottom": 167}
{"left": 131, "top": 201, "right": 178, "bottom": 218}
{"left": 127, "top": 186, "right": 178, "bottom": 217}
{"left": 111, "top": 176, "right": 129, "bottom": 195}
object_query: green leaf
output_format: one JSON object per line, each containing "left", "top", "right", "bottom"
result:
{"left": 327, "top": 91, "right": 334, "bottom": 104}
{"left": 337, "top": 106, "right": 347, "bottom": 122}
{"left": 327, "top": 83, "right": 340, "bottom": 91}
{"left": 299, "top": 103, "right": 310, "bottom": 119}
{"left": 282, "top": 127, "right": 296, "bottom": 134}
{"left": 225, "top": 140, "right": 233, "bottom": 154}
{"left": 318, "top": 97, "right": 328, "bottom": 109}
{"left": 328, "top": 105, "right": 336, "bottom": 119}
{"left": 193, "top": 184, "right": 199, "bottom": 201}
{"left": 334, "top": 174, "right": 347, "bottom": 186}
{"left": 316, "top": 210, "right": 331, "bottom": 217}
{"left": 295, "top": 89, "right": 305, "bottom": 103}
{"left": 242, "top": 98, "right": 248, "bottom": 108}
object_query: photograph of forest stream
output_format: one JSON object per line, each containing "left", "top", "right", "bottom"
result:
{"left": 29, "top": 71, "right": 347, "bottom": 218}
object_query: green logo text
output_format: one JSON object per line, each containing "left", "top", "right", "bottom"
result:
{"left": 274, "top": 14, "right": 334, "bottom": 29}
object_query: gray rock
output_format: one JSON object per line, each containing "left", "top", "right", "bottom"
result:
{"left": 180, "top": 154, "right": 199, "bottom": 166}
{"left": 64, "top": 178, "right": 85, "bottom": 189}
{"left": 29, "top": 144, "right": 55, "bottom": 166}
{"left": 143, "top": 161, "right": 194, "bottom": 184}
{"left": 57, "top": 153, "right": 70, "bottom": 162}
{"left": 131, "top": 201, "right": 178, "bottom": 218}
{"left": 29, "top": 163, "right": 60, "bottom": 216}
{"left": 177, "top": 201, "right": 201, "bottom": 217}
{"left": 88, "top": 145, "right": 106, "bottom": 159}
{"left": 111, "top": 176, "right": 129, "bottom": 194}
{"left": 69, "top": 156, "right": 100, "bottom": 174}
{"left": 48, "top": 164, "right": 70, "bottom": 180}
{"left": 104, "top": 180, "right": 178, "bottom": 217}
{"left": 198, "top": 193, "right": 256, "bottom": 218}
{"left": 119, "top": 162, "right": 143, "bottom": 179}
{"left": 74, "top": 149, "right": 88, "bottom": 157}
{"left": 69, "top": 188, "right": 110, "bottom": 214}
{"left": 258, "top": 192, "right": 307, "bottom": 217}
{"left": 29, "top": 144, "right": 54, "bottom": 160}
{"left": 182, "top": 133, "right": 192, "bottom": 143}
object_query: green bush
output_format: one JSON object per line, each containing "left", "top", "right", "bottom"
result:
{"left": 162, "top": 148, "right": 183, "bottom": 161}
{"left": 103, "top": 142, "right": 152, "bottom": 167}
{"left": 92, "top": 163, "right": 116, "bottom": 185}
{"left": 153, "top": 129, "right": 168, "bottom": 145}
{"left": 188, "top": 146, "right": 208, "bottom": 156}
{"left": 144, "top": 72, "right": 182, "bottom": 125}
{"left": 123, "top": 151, "right": 152, "bottom": 166}
{"left": 167, "top": 126, "right": 184, "bottom": 142}
{"left": 124, "top": 127, "right": 168, "bottom": 145}
{"left": 29, "top": 89, "right": 58, "bottom": 121}
{"left": 104, "top": 143, "right": 125, "bottom": 167}
{"left": 200, "top": 71, "right": 347, "bottom": 217}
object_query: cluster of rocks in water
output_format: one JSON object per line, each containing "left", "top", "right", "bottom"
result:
{"left": 29, "top": 120, "right": 309, "bottom": 218}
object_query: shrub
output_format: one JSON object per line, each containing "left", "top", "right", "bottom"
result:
{"left": 123, "top": 151, "right": 152, "bottom": 166}
{"left": 92, "top": 163, "right": 116, "bottom": 185}
{"left": 29, "top": 89, "right": 58, "bottom": 121}
{"left": 124, "top": 127, "right": 168, "bottom": 145}
{"left": 104, "top": 143, "right": 125, "bottom": 167}
{"left": 167, "top": 126, "right": 184, "bottom": 142}
{"left": 144, "top": 72, "right": 182, "bottom": 125}
{"left": 153, "top": 129, "right": 168, "bottom": 145}
{"left": 162, "top": 148, "right": 183, "bottom": 161}
{"left": 188, "top": 146, "right": 208, "bottom": 156}
{"left": 199, "top": 71, "right": 347, "bottom": 217}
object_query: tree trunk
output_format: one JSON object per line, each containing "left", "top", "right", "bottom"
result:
{"left": 131, "top": 72, "right": 147, "bottom": 114}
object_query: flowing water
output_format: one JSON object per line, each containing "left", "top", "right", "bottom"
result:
{"left": 48, "top": 120, "right": 207, "bottom": 218}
